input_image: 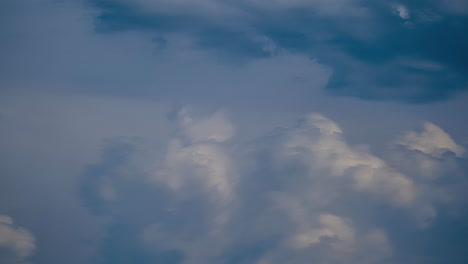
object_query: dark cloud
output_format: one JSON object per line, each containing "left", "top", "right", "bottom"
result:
{"left": 87, "top": 0, "right": 468, "bottom": 102}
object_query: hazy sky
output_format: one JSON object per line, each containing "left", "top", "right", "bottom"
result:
{"left": 1, "top": 1, "right": 468, "bottom": 264}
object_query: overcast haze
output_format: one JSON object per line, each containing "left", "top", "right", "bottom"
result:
{"left": 1, "top": 1, "right": 468, "bottom": 263}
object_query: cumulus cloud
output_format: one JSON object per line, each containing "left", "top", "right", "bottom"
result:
{"left": 158, "top": 138, "right": 236, "bottom": 200}
{"left": 0, "top": 216, "right": 36, "bottom": 263}
{"left": 78, "top": 109, "right": 468, "bottom": 263}
{"left": 289, "top": 214, "right": 355, "bottom": 250}
{"left": 396, "top": 122, "right": 465, "bottom": 158}
{"left": 149, "top": 109, "right": 237, "bottom": 201}
{"left": 256, "top": 199, "right": 392, "bottom": 264}
{"left": 385, "top": 123, "right": 468, "bottom": 228}
{"left": 2, "top": 1, "right": 468, "bottom": 263}
{"left": 280, "top": 113, "right": 415, "bottom": 205}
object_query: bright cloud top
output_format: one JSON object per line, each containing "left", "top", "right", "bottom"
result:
{"left": 282, "top": 113, "right": 415, "bottom": 205}
{"left": 396, "top": 122, "right": 465, "bottom": 158}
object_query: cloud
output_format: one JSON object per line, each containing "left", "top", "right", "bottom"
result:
{"left": 79, "top": 108, "right": 239, "bottom": 263}
{"left": 82, "top": 0, "right": 468, "bottom": 103}
{"left": 396, "top": 122, "right": 465, "bottom": 158}
{"left": 258, "top": 213, "right": 392, "bottom": 264}
{"left": 1, "top": 0, "right": 466, "bottom": 104}
{"left": 78, "top": 108, "right": 468, "bottom": 263}
{"left": 0, "top": 216, "right": 36, "bottom": 263}
{"left": 289, "top": 214, "right": 355, "bottom": 250}
{"left": 386, "top": 126, "right": 468, "bottom": 228}
{"left": 178, "top": 109, "right": 234, "bottom": 143}
{"left": 393, "top": 4, "right": 411, "bottom": 20}
{"left": 280, "top": 113, "right": 415, "bottom": 205}
{"left": 156, "top": 138, "right": 236, "bottom": 200}
{"left": 1, "top": 0, "right": 333, "bottom": 108}
{"left": 147, "top": 109, "right": 237, "bottom": 201}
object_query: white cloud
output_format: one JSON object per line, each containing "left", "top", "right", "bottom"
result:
{"left": 396, "top": 122, "right": 465, "bottom": 158}
{"left": 257, "top": 207, "right": 392, "bottom": 264}
{"left": 162, "top": 139, "right": 236, "bottom": 200}
{"left": 0, "top": 215, "right": 36, "bottom": 262}
{"left": 276, "top": 114, "right": 466, "bottom": 228}
{"left": 281, "top": 113, "right": 415, "bottom": 205}
{"left": 290, "top": 214, "right": 355, "bottom": 250}
{"left": 388, "top": 125, "right": 468, "bottom": 227}
{"left": 0, "top": 216, "right": 14, "bottom": 225}
{"left": 393, "top": 4, "right": 411, "bottom": 20}
{"left": 75, "top": 108, "right": 468, "bottom": 264}
{"left": 149, "top": 109, "right": 237, "bottom": 201}
{"left": 84, "top": 109, "right": 240, "bottom": 264}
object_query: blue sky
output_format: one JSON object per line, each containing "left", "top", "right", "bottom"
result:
{"left": 1, "top": 1, "right": 468, "bottom": 263}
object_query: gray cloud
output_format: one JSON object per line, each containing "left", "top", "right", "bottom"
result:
{"left": 1, "top": 1, "right": 468, "bottom": 263}
{"left": 1, "top": 0, "right": 466, "bottom": 103}
{"left": 82, "top": 0, "right": 468, "bottom": 102}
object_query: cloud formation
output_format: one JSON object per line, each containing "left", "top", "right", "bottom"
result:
{"left": 86, "top": 0, "right": 468, "bottom": 102}
{"left": 79, "top": 109, "right": 468, "bottom": 264}
{"left": 0, "top": 216, "right": 36, "bottom": 264}
{"left": 1, "top": 0, "right": 465, "bottom": 103}
{"left": 151, "top": 109, "right": 237, "bottom": 201}
{"left": 1, "top": 1, "right": 467, "bottom": 263}
{"left": 280, "top": 113, "right": 415, "bottom": 205}
{"left": 396, "top": 122, "right": 465, "bottom": 158}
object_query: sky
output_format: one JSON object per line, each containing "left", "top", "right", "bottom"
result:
{"left": 0, "top": 0, "right": 468, "bottom": 263}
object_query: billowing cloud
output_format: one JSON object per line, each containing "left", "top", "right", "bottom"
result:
{"left": 78, "top": 109, "right": 468, "bottom": 263}
{"left": 150, "top": 109, "right": 237, "bottom": 201}
{"left": 396, "top": 122, "right": 465, "bottom": 158}
{"left": 1, "top": 1, "right": 468, "bottom": 263}
{"left": 0, "top": 216, "right": 36, "bottom": 263}
{"left": 289, "top": 214, "right": 356, "bottom": 249}
{"left": 279, "top": 113, "right": 415, "bottom": 205}
{"left": 258, "top": 213, "right": 392, "bottom": 264}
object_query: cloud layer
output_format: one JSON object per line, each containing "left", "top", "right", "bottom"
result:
{"left": 85, "top": 0, "right": 468, "bottom": 102}
{"left": 1, "top": 1, "right": 467, "bottom": 264}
